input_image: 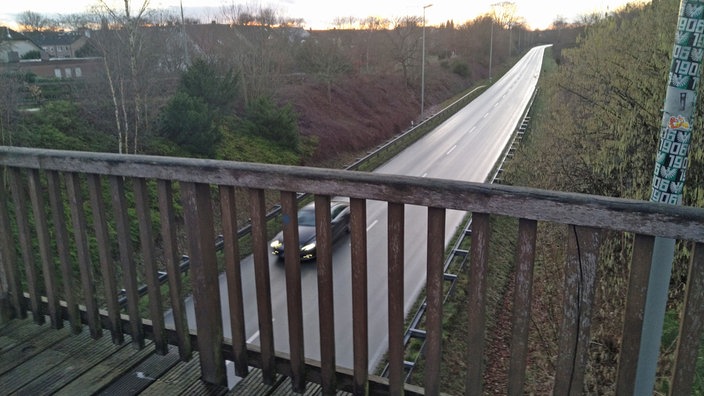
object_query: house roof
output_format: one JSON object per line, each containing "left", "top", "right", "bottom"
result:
{"left": 24, "top": 31, "right": 86, "bottom": 46}
{"left": 0, "top": 26, "right": 32, "bottom": 42}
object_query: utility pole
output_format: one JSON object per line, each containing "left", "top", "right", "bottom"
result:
{"left": 635, "top": 1, "right": 704, "bottom": 393}
{"left": 421, "top": 4, "right": 432, "bottom": 117}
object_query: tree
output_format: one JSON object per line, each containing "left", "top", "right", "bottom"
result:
{"left": 160, "top": 92, "right": 218, "bottom": 157}
{"left": 17, "top": 11, "right": 52, "bottom": 32}
{"left": 360, "top": 16, "right": 391, "bottom": 72}
{"left": 89, "top": 0, "right": 159, "bottom": 154}
{"left": 387, "top": 16, "right": 422, "bottom": 86}
{"left": 180, "top": 58, "right": 239, "bottom": 114}
{"left": 241, "top": 96, "right": 300, "bottom": 150}
{"left": 296, "top": 37, "right": 352, "bottom": 102}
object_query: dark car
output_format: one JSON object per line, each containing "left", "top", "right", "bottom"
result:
{"left": 270, "top": 199, "right": 350, "bottom": 261}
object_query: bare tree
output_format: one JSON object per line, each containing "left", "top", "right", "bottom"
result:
{"left": 296, "top": 35, "right": 352, "bottom": 102}
{"left": 17, "top": 11, "right": 52, "bottom": 32}
{"left": 360, "top": 16, "right": 390, "bottom": 72}
{"left": 91, "top": 0, "right": 153, "bottom": 154}
{"left": 491, "top": 2, "right": 519, "bottom": 56}
{"left": 387, "top": 16, "right": 422, "bottom": 86}
{"left": 332, "top": 16, "right": 358, "bottom": 30}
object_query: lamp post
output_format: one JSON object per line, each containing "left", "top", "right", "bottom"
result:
{"left": 489, "top": 16, "right": 493, "bottom": 81}
{"left": 421, "top": 3, "right": 432, "bottom": 117}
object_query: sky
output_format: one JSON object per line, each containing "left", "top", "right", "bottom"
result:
{"left": 1, "top": 0, "right": 647, "bottom": 30}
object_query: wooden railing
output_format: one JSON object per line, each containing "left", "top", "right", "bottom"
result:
{"left": 1, "top": 146, "right": 703, "bottom": 395}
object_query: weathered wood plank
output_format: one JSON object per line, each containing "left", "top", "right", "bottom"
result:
{"left": 554, "top": 226, "right": 602, "bottom": 396}
{"left": 14, "top": 328, "right": 123, "bottom": 394}
{"left": 8, "top": 167, "right": 43, "bottom": 324}
{"left": 139, "top": 351, "right": 228, "bottom": 395}
{"left": 218, "top": 185, "right": 246, "bottom": 375}
{"left": 53, "top": 336, "right": 155, "bottom": 396}
{"left": 508, "top": 218, "right": 537, "bottom": 395}
{"left": 466, "top": 212, "right": 490, "bottom": 394}
{"left": 46, "top": 171, "right": 81, "bottom": 334}
{"left": 134, "top": 177, "right": 167, "bottom": 355}
{"left": 387, "top": 202, "right": 404, "bottom": 394}
{"left": 424, "top": 206, "right": 446, "bottom": 395}
{"left": 249, "top": 188, "right": 276, "bottom": 384}
{"left": 281, "top": 190, "right": 305, "bottom": 393}
{"left": 27, "top": 169, "right": 61, "bottom": 328}
{"left": 94, "top": 345, "right": 181, "bottom": 395}
{"left": 669, "top": 241, "right": 704, "bottom": 395}
{"left": 66, "top": 172, "right": 102, "bottom": 339}
{"left": 2, "top": 147, "right": 702, "bottom": 241}
{"left": 314, "top": 195, "right": 337, "bottom": 394}
{"left": 350, "top": 198, "right": 368, "bottom": 396}
{"left": 110, "top": 175, "right": 143, "bottom": 348}
{"left": 87, "top": 173, "right": 123, "bottom": 344}
{"left": 181, "top": 182, "right": 225, "bottom": 386}
{"left": 0, "top": 322, "right": 71, "bottom": 376}
{"left": 615, "top": 234, "right": 654, "bottom": 394}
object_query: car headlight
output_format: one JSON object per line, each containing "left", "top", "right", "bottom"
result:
{"left": 301, "top": 242, "right": 316, "bottom": 252}
{"left": 270, "top": 240, "right": 282, "bottom": 249}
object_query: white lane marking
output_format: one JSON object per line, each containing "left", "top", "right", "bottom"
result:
{"left": 446, "top": 145, "right": 456, "bottom": 156}
{"left": 483, "top": 112, "right": 489, "bottom": 119}
{"left": 421, "top": 172, "right": 428, "bottom": 178}
{"left": 367, "top": 219, "right": 378, "bottom": 232}
{"left": 465, "top": 126, "right": 476, "bottom": 136}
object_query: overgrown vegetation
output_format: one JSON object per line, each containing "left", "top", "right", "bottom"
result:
{"left": 423, "top": 0, "right": 703, "bottom": 393}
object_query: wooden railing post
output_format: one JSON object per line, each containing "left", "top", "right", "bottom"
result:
{"left": 182, "top": 181, "right": 226, "bottom": 386}
{"left": 616, "top": 234, "right": 655, "bottom": 394}
{"left": 507, "top": 218, "right": 537, "bottom": 395}
{"left": 9, "top": 168, "right": 43, "bottom": 325}
{"left": 47, "top": 171, "right": 81, "bottom": 334}
{"left": 425, "top": 206, "right": 446, "bottom": 395}
{"left": 669, "top": 242, "right": 704, "bottom": 395}
{"left": 282, "top": 191, "right": 306, "bottom": 392}
{"left": 350, "top": 198, "right": 369, "bottom": 396}
{"left": 110, "top": 175, "right": 143, "bottom": 347}
{"left": 0, "top": 169, "right": 25, "bottom": 321}
{"left": 315, "top": 195, "right": 337, "bottom": 394}
{"left": 387, "top": 202, "right": 405, "bottom": 395}
{"left": 28, "top": 169, "right": 60, "bottom": 329}
{"left": 134, "top": 178, "right": 167, "bottom": 354}
{"left": 66, "top": 172, "right": 101, "bottom": 339}
{"left": 554, "top": 226, "right": 602, "bottom": 395}
{"left": 218, "top": 185, "right": 246, "bottom": 375}
{"left": 87, "top": 174, "right": 123, "bottom": 344}
{"left": 465, "top": 212, "right": 490, "bottom": 395}
{"left": 249, "top": 188, "right": 275, "bottom": 384}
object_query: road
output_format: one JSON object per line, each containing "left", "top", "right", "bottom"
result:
{"left": 168, "top": 45, "right": 548, "bottom": 377}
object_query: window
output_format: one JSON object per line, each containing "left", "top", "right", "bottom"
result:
{"left": 74, "top": 67, "right": 82, "bottom": 77}
{"left": 64, "top": 68, "right": 72, "bottom": 78}
{"left": 54, "top": 68, "right": 61, "bottom": 78}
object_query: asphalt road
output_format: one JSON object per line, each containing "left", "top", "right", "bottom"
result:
{"left": 168, "top": 44, "right": 548, "bottom": 377}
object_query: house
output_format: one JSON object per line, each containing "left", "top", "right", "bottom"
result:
{"left": 0, "top": 26, "right": 42, "bottom": 62}
{"left": 24, "top": 30, "right": 89, "bottom": 59}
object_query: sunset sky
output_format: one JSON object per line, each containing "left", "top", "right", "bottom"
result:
{"left": 1, "top": 0, "right": 647, "bottom": 30}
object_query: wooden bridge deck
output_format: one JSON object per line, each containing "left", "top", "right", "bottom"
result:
{"left": 0, "top": 317, "right": 350, "bottom": 395}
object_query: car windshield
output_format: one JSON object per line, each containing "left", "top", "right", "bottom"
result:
{"left": 298, "top": 208, "right": 315, "bottom": 226}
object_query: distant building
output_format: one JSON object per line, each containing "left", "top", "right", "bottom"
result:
{"left": 24, "top": 31, "right": 89, "bottom": 59}
{"left": 0, "top": 26, "right": 42, "bottom": 62}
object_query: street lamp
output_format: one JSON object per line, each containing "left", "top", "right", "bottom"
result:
{"left": 421, "top": 3, "right": 433, "bottom": 117}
